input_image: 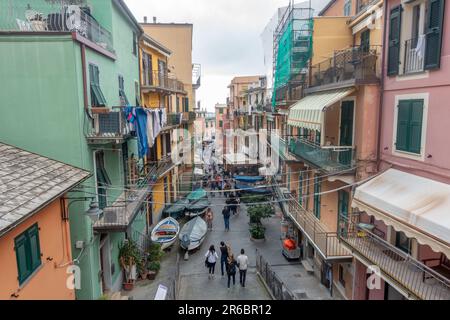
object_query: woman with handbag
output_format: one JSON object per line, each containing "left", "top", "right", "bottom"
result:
{"left": 205, "top": 245, "right": 219, "bottom": 279}
{"left": 226, "top": 254, "right": 238, "bottom": 289}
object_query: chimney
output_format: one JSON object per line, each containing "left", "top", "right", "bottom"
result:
{"left": 153, "top": 17, "right": 157, "bottom": 23}
{"left": 143, "top": 16, "right": 147, "bottom": 23}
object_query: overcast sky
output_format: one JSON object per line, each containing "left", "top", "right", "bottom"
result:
{"left": 125, "top": 0, "right": 328, "bottom": 112}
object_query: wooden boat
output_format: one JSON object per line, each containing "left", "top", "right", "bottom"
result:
{"left": 179, "top": 216, "right": 207, "bottom": 251}
{"left": 235, "top": 182, "right": 272, "bottom": 194}
{"left": 233, "top": 175, "right": 265, "bottom": 183}
{"left": 185, "top": 199, "right": 210, "bottom": 218}
{"left": 151, "top": 217, "right": 180, "bottom": 250}
{"left": 163, "top": 199, "right": 188, "bottom": 220}
{"left": 187, "top": 188, "right": 207, "bottom": 202}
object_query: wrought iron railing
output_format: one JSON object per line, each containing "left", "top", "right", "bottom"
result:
{"left": 86, "top": 109, "right": 131, "bottom": 143}
{"left": 404, "top": 37, "right": 425, "bottom": 75}
{"left": 286, "top": 198, "right": 351, "bottom": 259}
{"left": 166, "top": 113, "right": 183, "bottom": 127}
{"left": 289, "top": 138, "right": 355, "bottom": 173}
{"left": 309, "top": 46, "right": 379, "bottom": 88}
{"left": 339, "top": 218, "right": 450, "bottom": 300}
{"left": 142, "top": 70, "right": 185, "bottom": 93}
{"left": 0, "top": 1, "right": 114, "bottom": 53}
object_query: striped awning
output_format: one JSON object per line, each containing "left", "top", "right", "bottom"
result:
{"left": 288, "top": 88, "right": 355, "bottom": 130}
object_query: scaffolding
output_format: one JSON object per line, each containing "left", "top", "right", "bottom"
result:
{"left": 272, "top": 2, "right": 314, "bottom": 108}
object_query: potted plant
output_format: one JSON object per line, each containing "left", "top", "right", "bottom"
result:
{"left": 118, "top": 239, "right": 142, "bottom": 291}
{"left": 147, "top": 261, "right": 161, "bottom": 280}
{"left": 146, "top": 242, "right": 163, "bottom": 280}
{"left": 248, "top": 204, "right": 274, "bottom": 241}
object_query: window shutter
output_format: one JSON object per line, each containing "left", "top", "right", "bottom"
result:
{"left": 15, "top": 234, "right": 30, "bottom": 284}
{"left": 27, "top": 225, "right": 41, "bottom": 271}
{"left": 387, "top": 6, "right": 402, "bottom": 76}
{"left": 424, "top": 0, "right": 445, "bottom": 70}
{"left": 396, "top": 100, "right": 410, "bottom": 151}
{"left": 408, "top": 100, "right": 424, "bottom": 154}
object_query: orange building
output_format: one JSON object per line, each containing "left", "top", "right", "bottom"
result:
{"left": 0, "top": 143, "right": 90, "bottom": 300}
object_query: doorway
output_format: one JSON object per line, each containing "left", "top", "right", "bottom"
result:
{"left": 99, "top": 234, "right": 112, "bottom": 293}
{"left": 339, "top": 100, "right": 354, "bottom": 166}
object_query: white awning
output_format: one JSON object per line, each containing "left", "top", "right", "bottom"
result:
{"left": 352, "top": 169, "right": 450, "bottom": 258}
{"left": 288, "top": 88, "right": 355, "bottom": 131}
{"left": 224, "top": 153, "right": 256, "bottom": 165}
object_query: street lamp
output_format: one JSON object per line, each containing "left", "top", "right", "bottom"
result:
{"left": 85, "top": 200, "right": 103, "bottom": 223}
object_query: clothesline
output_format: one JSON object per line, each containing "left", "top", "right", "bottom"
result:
{"left": 122, "top": 106, "right": 183, "bottom": 158}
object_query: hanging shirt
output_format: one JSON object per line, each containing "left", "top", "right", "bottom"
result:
{"left": 161, "top": 108, "right": 167, "bottom": 128}
{"left": 153, "top": 109, "right": 162, "bottom": 138}
{"left": 145, "top": 109, "right": 155, "bottom": 148}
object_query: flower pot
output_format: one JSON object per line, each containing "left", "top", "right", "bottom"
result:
{"left": 147, "top": 271, "right": 157, "bottom": 280}
{"left": 123, "top": 281, "right": 134, "bottom": 291}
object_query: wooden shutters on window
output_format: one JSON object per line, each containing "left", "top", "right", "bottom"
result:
{"left": 15, "top": 224, "right": 41, "bottom": 285}
{"left": 89, "top": 64, "right": 107, "bottom": 107}
{"left": 396, "top": 100, "right": 424, "bottom": 154}
{"left": 424, "top": 0, "right": 445, "bottom": 70}
{"left": 360, "top": 29, "right": 370, "bottom": 52}
{"left": 314, "top": 176, "right": 321, "bottom": 219}
{"left": 119, "top": 75, "right": 130, "bottom": 106}
{"left": 387, "top": 6, "right": 402, "bottom": 76}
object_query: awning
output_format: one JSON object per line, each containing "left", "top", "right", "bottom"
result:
{"left": 224, "top": 153, "right": 256, "bottom": 165}
{"left": 288, "top": 88, "right": 355, "bottom": 130}
{"left": 352, "top": 169, "right": 450, "bottom": 258}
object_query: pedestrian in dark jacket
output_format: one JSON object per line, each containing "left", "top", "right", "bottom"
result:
{"left": 222, "top": 206, "right": 231, "bottom": 231}
{"left": 219, "top": 241, "right": 229, "bottom": 276}
{"left": 226, "top": 254, "right": 238, "bottom": 288}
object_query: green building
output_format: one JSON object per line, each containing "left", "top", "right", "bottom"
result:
{"left": 0, "top": 0, "right": 150, "bottom": 299}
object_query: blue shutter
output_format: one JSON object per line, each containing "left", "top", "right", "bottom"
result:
{"left": 387, "top": 6, "right": 402, "bottom": 76}
{"left": 408, "top": 100, "right": 424, "bottom": 154}
{"left": 396, "top": 101, "right": 410, "bottom": 152}
{"left": 424, "top": 0, "right": 445, "bottom": 69}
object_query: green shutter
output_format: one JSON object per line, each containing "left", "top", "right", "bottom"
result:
{"left": 15, "top": 234, "right": 30, "bottom": 284}
{"left": 387, "top": 6, "right": 402, "bottom": 76}
{"left": 396, "top": 100, "right": 410, "bottom": 151}
{"left": 314, "top": 176, "right": 321, "bottom": 219}
{"left": 27, "top": 225, "right": 41, "bottom": 271}
{"left": 409, "top": 100, "right": 424, "bottom": 154}
{"left": 424, "top": 0, "right": 445, "bottom": 70}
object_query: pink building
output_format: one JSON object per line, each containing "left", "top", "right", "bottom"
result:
{"left": 346, "top": 0, "right": 450, "bottom": 300}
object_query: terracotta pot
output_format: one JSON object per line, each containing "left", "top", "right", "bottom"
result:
{"left": 123, "top": 281, "right": 134, "bottom": 291}
{"left": 147, "top": 271, "right": 157, "bottom": 280}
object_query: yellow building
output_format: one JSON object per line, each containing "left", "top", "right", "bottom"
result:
{"left": 141, "top": 21, "right": 200, "bottom": 192}
{"left": 139, "top": 33, "right": 186, "bottom": 223}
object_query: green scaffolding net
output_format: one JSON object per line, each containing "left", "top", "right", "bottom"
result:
{"left": 272, "top": 7, "right": 314, "bottom": 109}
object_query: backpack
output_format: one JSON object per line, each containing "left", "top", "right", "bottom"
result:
{"left": 227, "top": 261, "right": 236, "bottom": 274}
{"left": 222, "top": 206, "right": 230, "bottom": 218}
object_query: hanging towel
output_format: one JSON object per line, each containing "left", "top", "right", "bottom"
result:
{"left": 415, "top": 34, "right": 426, "bottom": 60}
{"left": 161, "top": 108, "right": 167, "bottom": 128}
{"left": 153, "top": 109, "right": 162, "bottom": 138}
{"left": 145, "top": 109, "right": 155, "bottom": 148}
{"left": 135, "top": 108, "right": 148, "bottom": 159}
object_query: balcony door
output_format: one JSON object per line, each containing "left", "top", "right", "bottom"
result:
{"left": 339, "top": 100, "right": 354, "bottom": 166}
{"left": 338, "top": 190, "right": 349, "bottom": 236}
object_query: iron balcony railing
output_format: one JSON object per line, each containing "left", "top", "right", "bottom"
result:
{"left": 1, "top": 1, "right": 114, "bottom": 53}
{"left": 86, "top": 108, "right": 131, "bottom": 144}
{"left": 142, "top": 70, "right": 186, "bottom": 94}
{"left": 404, "top": 37, "right": 426, "bottom": 75}
{"left": 166, "top": 113, "right": 183, "bottom": 127}
{"left": 356, "top": 0, "right": 379, "bottom": 15}
{"left": 339, "top": 217, "right": 450, "bottom": 300}
{"left": 289, "top": 138, "right": 355, "bottom": 173}
{"left": 286, "top": 196, "right": 351, "bottom": 259}
{"left": 309, "top": 46, "right": 379, "bottom": 89}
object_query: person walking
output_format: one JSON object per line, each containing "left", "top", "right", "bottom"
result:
{"left": 206, "top": 208, "right": 213, "bottom": 230}
{"left": 219, "top": 241, "right": 228, "bottom": 277}
{"left": 237, "top": 249, "right": 249, "bottom": 287}
{"left": 222, "top": 205, "right": 231, "bottom": 232}
{"left": 226, "top": 254, "right": 238, "bottom": 289}
{"left": 205, "top": 245, "right": 219, "bottom": 279}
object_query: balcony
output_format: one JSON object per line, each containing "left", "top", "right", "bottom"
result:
{"left": 285, "top": 196, "right": 351, "bottom": 260}
{"left": 403, "top": 37, "right": 425, "bottom": 75}
{"left": 141, "top": 71, "right": 186, "bottom": 95}
{"left": 163, "top": 113, "right": 183, "bottom": 129}
{"left": 192, "top": 64, "right": 201, "bottom": 90}
{"left": 181, "top": 111, "right": 196, "bottom": 123}
{"left": 86, "top": 108, "right": 131, "bottom": 145}
{"left": 339, "top": 221, "right": 450, "bottom": 300}
{"left": 307, "top": 46, "right": 379, "bottom": 93}
{"left": 1, "top": 2, "right": 114, "bottom": 54}
{"left": 289, "top": 138, "right": 355, "bottom": 173}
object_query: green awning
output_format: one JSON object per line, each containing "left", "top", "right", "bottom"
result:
{"left": 288, "top": 88, "right": 355, "bottom": 131}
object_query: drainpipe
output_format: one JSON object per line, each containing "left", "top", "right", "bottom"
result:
{"left": 376, "top": 0, "right": 388, "bottom": 171}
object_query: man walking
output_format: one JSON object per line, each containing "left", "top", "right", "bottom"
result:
{"left": 222, "top": 205, "right": 231, "bottom": 232}
{"left": 219, "top": 241, "right": 228, "bottom": 277}
{"left": 237, "top": 249, "right": 249, "bottom": 287}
